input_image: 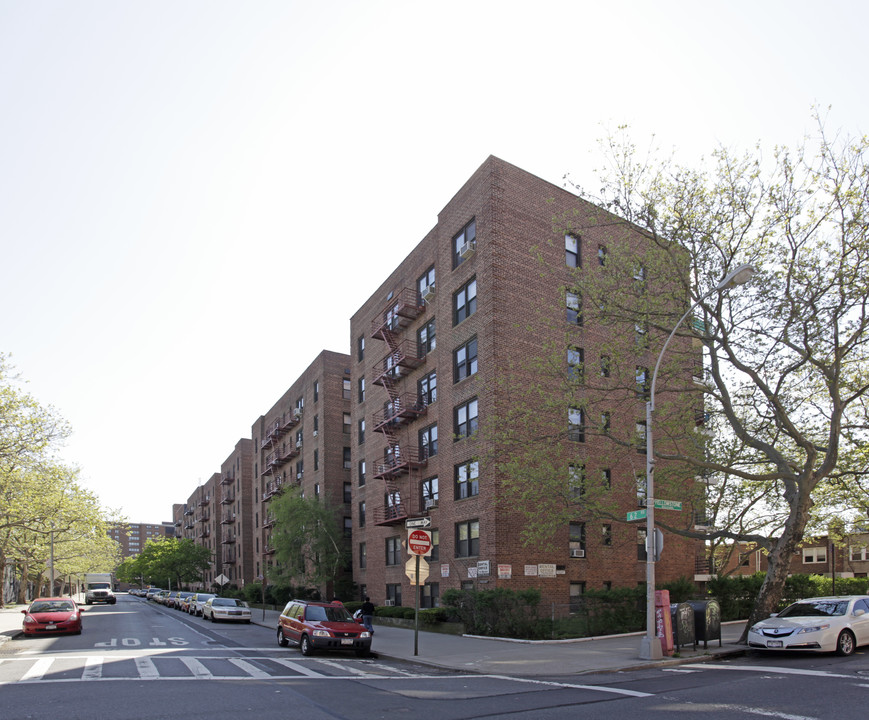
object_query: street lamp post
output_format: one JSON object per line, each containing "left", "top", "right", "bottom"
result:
{"left": 639, "top": 263, "right": 755, "bottom": 660}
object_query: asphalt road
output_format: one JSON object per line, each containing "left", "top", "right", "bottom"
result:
{"left": 3, "top": 594, "right": 869, "bottom": 719}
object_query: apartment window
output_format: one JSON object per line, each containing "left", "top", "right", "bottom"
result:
{"left": 455, "top": 398, "right": 478, "bottom": 439}
{"left": 343, "top": 517, "right": 352, "bottom": 538}
{"left": 802, "top": 547, "right": 827, "bottom": 564}
{"left": 569, "top": 522, "right": 586, "bottom": 557}
{"left": 636, "top": 471, "right": 647, "bottom": 506}
{"left": 566, "top": 290, "right": 582, "bottom": 326}
{"left": 313, "top": 414, "right": 319, "bottom": 434}
{"left": 638, "top": 528, "right": 647, "bottom": 561}
{"left": 358, "top": 459, "right": 366, "bottom": 486}
{"left": 418, "top": 266, "right": 435, "bottom": 295}
{"left": 429, "top": 529, "right": 440, "bottom": 562}
{"left": 565, "top": 234, "right": 580, "bottom": 268}
{"left": 598, "top": 245, "right": 607, "bottom": 266}
{"left": 314, "top": 449, "right": 319, "bottom": 471}
{"left": 296, "top": 429, "right": 303, "bottom": 447}
{"left": 343, "top": 412, "right": 351, "bottom": 434}
{"left": 357, "top": 335, "right": 365, "bottom": 362}
{"left": 313, "top": 381, "right": 319, "bottom": 402}
{"left": 419, "top": 369, "right": 437, "bottom": 405}
{"left": 386, "top": 584, "right": 402, "bottom": 606}
{"left": 568, "top": 464, "right": 585, "bottom": 500}
{"left": 850, "top": 546, "right": 868, "bottom": 562}
{"left": 569, "top": 582, "right": 586, "bottom": 612}
{"left": 419, "top": 423, "right": 438, "bottom": 458}
{"left": 343, "top": 482, "right": 352, "bottom": 504}
{"left": 386, "top": 536, "right": 401, "bottom": 566}
{"left": 600, "top": 355, "right": 610, "bottom": 377}
{"left": 568, "top": 407, "right": 585, "bottom": 442}
{"left": 635, "top": 321, "right": 648, "bottom": 347}
{"left": 343, "top": 447, "right": 352, "bottom": 469}
{"left": 343, "top": 379, "right": 351, "bottom": 400}
{"left": 455, "top": 519, "right": 480, "bottom": 557}
{"left": 568, "top": 346, "right": 584, "bottom": 381}
{"left": 418, "top": 318, "right": 436, "bottom": 355}
{"left": 455, "top": 460, "right": 479, "bottom": 499}
{"left": 358, "top": 542, "right": 367, "bottom": 569}
{"left": 633, "top": 263, "right": 646, "bottom": 286}
{"left": 358, "top": 377, "right": 365, "bottom": 403}
{"left": 385, "top": 490, "right": 401, "bottom": 519}
{"left": 602, "top": 524, "right": 613, "bottom": 546}
{"left": 601, "top": 412, "right": 611, "bottom": 434}
{"left": 358, "top": 501, "right": 366, "bottom": 527}
{"left": 358, "top": 419, "right": 365, "bottom": 444}
{"left": 296, "top": 460, "right": 304, "bottom": 480}
{"left": 602, "top": 468, "right": 612, "bottom": 489}
{"left": 453, "top": 218, "right": 476, "bottom": 269}
{"left": 422, "top": 476, "right": 438, "bottom": 509}
{"left": 421, "top": 582, "right": 440, "bottom": 609}
{"left": 453, "top": 277, "right": 477, "bottom": 325}
{"left": 454, "top": 337, "right": 478, "bottom": 382}
{"left": 636, "top": 366, "right": 650, "bottom": 399}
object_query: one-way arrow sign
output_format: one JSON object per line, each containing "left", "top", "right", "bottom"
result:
{"left": 405, "top": 517, "right": 432, "bottom": 529}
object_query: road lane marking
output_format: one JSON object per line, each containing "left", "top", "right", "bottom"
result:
{"left": 82, "top": 656, "right": 102, "bottom": 680}
{"left": 228, "top": 658, "right": 271, "bottom": 679}
{"left": 135, "top": 657, "right": 159, "bottom": 679}
{"left": 682, "top": 663, "right": 855, "bottom": 679}
{"left": 270, "top": 657, "right": 324, "bottom": 677}
{"left": 179, "top": 657, "right": 213, "bottom": 679}
{"left": 20, "top": 658, "right": 53, "bottom": 681}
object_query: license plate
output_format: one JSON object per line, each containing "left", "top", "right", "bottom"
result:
{"left": 341, "top": 638, "right": 353, "bottom": 645}
{"left": 46, "top": 624, "right": 56, "bottom": 630}
{"left": 767, "top": 640, "right": 783, "bottom": 648}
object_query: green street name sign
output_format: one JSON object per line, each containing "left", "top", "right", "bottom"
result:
{"left": 654, "top": 499, "right": 682, "bottom": 511}
{"left": 626, "top": 509, "right": 647, "bottom": 522}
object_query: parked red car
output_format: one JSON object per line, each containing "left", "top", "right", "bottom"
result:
{"left": 21, "top": 597, "right": 84, "bottom": 635}
{"left": 277, "top": 599, "right": 371, "bottom": 657}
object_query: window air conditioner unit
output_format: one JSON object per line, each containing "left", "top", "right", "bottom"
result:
{"left": 459, "top": 240, "right": 476, "bottom": 259}
{"left": 383, "top": 599, "right": 396, "bottom": 606}
{"left": 421, "top": 285, "right": 436, "bottom": 303}
{"left": 312, "top": 430, "right": 318, "bottom": 437}
{"left": 425, "top": 499, "right": 438, "bottom": 510}
{"left": 294, "top": 408, "right": 303, "bottom": 419}
{"left": 296, "top": 472, "right": 303, "bottom": 480}
{"left": 570, "top": 548, "right": 586, "bottom": 558}
{"left": 296, "top": 440, "right": 302, "bottom": 448}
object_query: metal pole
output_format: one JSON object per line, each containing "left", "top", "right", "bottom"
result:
{"left": 638, "top": 264, "right": 755, "bottom": 661}
{"left": 413, "top": 554, "right": 420, "bottom": 656}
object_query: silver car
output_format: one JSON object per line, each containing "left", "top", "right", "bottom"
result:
{"left": 188, "top": 593, "right": 217, "bottom": 616}
{"left": 202, "top": 597, "right": 252, "bottom": 623}
{"left": 748, "top": 595, "right": 869, "bottom": 656}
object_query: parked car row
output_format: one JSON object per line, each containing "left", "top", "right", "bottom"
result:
{"left": 130, "top": 587, "right": 251, "bottom": 623}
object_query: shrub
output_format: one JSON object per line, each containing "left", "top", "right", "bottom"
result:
{"left": 441, "top": 587, "right": 544, "bottom": 639}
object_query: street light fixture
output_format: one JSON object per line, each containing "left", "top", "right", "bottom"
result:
{"left": 639, "top": 263, "right": 755, "bottom": 660}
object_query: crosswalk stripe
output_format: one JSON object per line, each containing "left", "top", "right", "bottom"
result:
{"left": 270, "top": 657, "right": 324, "bottom": 677}
{"left": 82, "top": 656, "right": 102, "bottom": 680}
{"left": 21, "top": 658, "right": 53, "bottom": 681}
{"left": 179, "top": 657, "right": 213, "bottom": 679}
{"left": 135, "top": 657, "right": 159, "bottom": 679}
{"left": 228, "top": 658, "right": 271, "bottom": 679}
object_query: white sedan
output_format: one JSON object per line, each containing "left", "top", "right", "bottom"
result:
{"left": 748, "top": 595, "right": 869, "bottom": 656}
{"left": 202, "top": 597, "right": 252, "bottom": 623}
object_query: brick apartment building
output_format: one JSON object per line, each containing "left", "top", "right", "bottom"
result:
{"left": 349, "top": 156, "right": 701, "bottom": 610}
{"left": 722, "top": 534, "right": 869, "bottom": 579}
{"left": 109, "top": 522, "right": 175, "bottom": 559}
{"left": 250, "top": 350, "right": 352, "bottom": 592}
{"left": 218, "top": 438, "right": 254, "bottom": 586}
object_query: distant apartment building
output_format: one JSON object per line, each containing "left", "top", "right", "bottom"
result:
{"left": 109, "top": 522, "right": 174, "bottom": 558}
{"left": 349, "top": 156, "right": 701, "bottom": 610}
{"left": 218, "top": 438, "right": 254, "bottom": 586}
{"left": 250, "top": 350, "right": 352, "bottom": 592}
{"left": 722, "top": 534, "right": 869, "bottom": 579}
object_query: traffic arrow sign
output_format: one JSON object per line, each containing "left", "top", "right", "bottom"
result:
{"left": 405, "top": 517, "right": 432, "bottom": 529}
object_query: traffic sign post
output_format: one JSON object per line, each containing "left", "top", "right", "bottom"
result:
{"left": 405, "top": 528, "right": 433, "bottom": 656}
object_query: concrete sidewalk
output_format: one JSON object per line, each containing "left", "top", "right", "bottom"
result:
{"left": 2, "top": 600, "right": 747, "bottom": 677}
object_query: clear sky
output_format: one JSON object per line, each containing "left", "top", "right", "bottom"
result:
{"left": 1, "top": 1, "right": 866, "bottom": 524}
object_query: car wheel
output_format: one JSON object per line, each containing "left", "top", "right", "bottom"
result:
{"left": 836, "top": 630, "right": 856, "bottom": 656}
{"left": 277, "top": 628, "right": 290, "bottom": 647}
{"left": 300, "top": 635, "right": 314, "bottom": 656}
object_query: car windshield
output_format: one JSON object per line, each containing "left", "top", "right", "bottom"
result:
{"left": 213, "top": 598, "right": 247, "bottom": 607}
{"left": 30, "top": 601, "right": 74, "bottom": 613}
{"left": 197, "top": 595, "right": 215, "bottom": 602}
{"left": 305, "top": 605, "right": 353, "bottom": 622}
{"left": 778, "top": 600, "right": 849, "bottom": 618}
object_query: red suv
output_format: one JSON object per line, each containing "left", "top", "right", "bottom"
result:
{"left": 277, "top": 600, "right": 372, "bottom": 657}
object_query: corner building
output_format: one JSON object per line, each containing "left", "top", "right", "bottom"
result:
{"left": 350, "top": 156, "right": 699, "bottom": 611}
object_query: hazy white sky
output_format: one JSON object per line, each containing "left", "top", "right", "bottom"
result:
{"left": 1, "top": 1, "right": 866, "bottom": 523}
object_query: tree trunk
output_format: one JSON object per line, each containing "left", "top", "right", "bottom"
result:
{"left": 16, "top": 560, "right": 28, "bottom": 604}
{"left": 739, "top": 495, "right": 812, "bottom": 642}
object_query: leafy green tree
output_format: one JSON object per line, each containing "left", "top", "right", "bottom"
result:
{"left": 268, "top": 487, "right": 349, "bottom": 598}
{"left": 491, "top": 115, "right": 869, "bottom": 639}
{"left": 134, "top": 537, "right": 212, "bottom": 589}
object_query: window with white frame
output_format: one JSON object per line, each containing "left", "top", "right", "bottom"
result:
{"left": 454, "top": 277, "right": 477, "bottom": 325}
{"left": 565, "top": 234, "right": 580, "bottom": 268}
{"left": 802, "top": 547, "right": 827, "bottom": 564}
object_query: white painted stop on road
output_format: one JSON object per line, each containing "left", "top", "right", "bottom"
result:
{"left": 408, "top": 529, "right": 432, "bottom": 556}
